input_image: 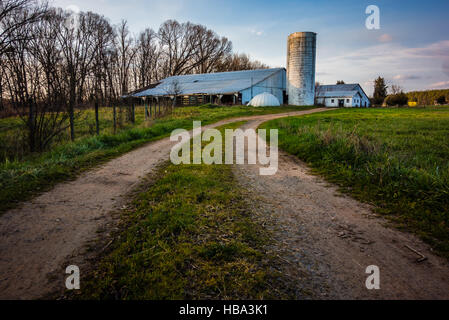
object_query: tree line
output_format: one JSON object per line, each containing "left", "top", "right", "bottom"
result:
{"left": 0, "top": 0, "right": 267, "bottom": 152}
{"left": 372, "top": 77, "right": 448, "bottom": 107}
{"left": 406, "top": 89, "right": 449, "bottom": 106}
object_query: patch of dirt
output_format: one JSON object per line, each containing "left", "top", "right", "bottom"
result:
{"left": 0, "top": 109, "right": 326, "bottom": 300}
{"left": 233, "top": 119, "right": 449, "bottom": 300}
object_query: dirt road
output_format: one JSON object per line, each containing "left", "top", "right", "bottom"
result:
{"left": 0, "top": 108, "right": 326, "bottom": 300}
{"left": 234, "top": 119, "right": 449, "bottom": 300}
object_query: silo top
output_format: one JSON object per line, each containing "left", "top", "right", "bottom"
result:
{"left": 288, "top": 32, "right": 316, "bottom": 38}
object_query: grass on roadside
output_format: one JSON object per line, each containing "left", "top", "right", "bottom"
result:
{"left": 261, "top": 107, "right": 449, "bottom": 257}
{"left": 0, "top": 105, "right": 313, "bottom": 214}
{"left": 75, "top": 122, "right": 295, "bottom": 300}
{"left": 0, "top": 105, "right": 313, "bottom": 161}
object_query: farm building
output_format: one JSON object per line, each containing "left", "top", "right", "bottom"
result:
{"left": 316, "top": 84, "right": 370, "bottom": 108}
{"left": 130, "top": 68, "right": 287, "bottom": 106}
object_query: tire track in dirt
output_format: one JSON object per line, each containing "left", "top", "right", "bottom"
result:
{"left": 0, "top": 108, "right": 327, "bottom": 300}
{"left": 234, "top": 119, "right": 449, "bottom": 300}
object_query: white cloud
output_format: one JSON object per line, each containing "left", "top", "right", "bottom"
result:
{"left": 249, "top": 29, "right": 263, "bottom": 36}
{"left": 249, "top": 28, "right": 264, "bottom": 36}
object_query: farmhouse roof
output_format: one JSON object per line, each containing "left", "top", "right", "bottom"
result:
{"left": 131, "top": 68, "right": 284, "bottom": 97}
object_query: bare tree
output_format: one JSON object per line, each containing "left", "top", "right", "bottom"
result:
{"left": 191, "top": 24, "right": 232, "bottom": 73}
{"left": 90, "top": 13, "right": 115, "bottom": 100}
{"left": 0, "top": 0, "right": 46, "bottom": 113}
{"left": 135, "top": 28, "right": 159, "bottom": 88}
{"left": 2, "top": 6, "right": 70, "bottom": 152}
{"left": 0, "top": 0, "right": 47, "bottom": 56}
{"left": 158, "top": 20, "right": 199, "bottom": 77}
{"left": 117, "top": 20, "right": 137, "bottom": 96}
{"left": 391, "top": 84, "right": 403, "bottom": 95}
{"left": 56, "top": 9, "right": 99, "bottom": 140}
{"left": 0, "top": 55, "right": 4, "bottom": 111}
{"left": 88, "top": 12, "right": 115, "bottom": 134}
{"left": 216, "top": 53, "right": 268, "bottom": 72}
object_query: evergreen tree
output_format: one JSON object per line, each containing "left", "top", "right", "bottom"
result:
{"left": 373, "top": 77, "right": 388, "bottom": 105}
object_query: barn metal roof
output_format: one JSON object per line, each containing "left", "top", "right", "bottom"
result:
{"left": 132, "top": 68, "right": 284, "bottom": 97}
{"left": 317, "top": 84, "right": 360, "bottom": 92}
{"left": 316, "top": 84, "right": 368, "bottom": 99}
{"left": 317, "top": 91, "right": 360, "bottom": 98}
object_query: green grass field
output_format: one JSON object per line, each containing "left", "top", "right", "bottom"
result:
{"left": 0, "top": 106, "right": 144, "bottom": 161}
{"left": 0, "top": 105, "right": 313, "bottom": 214}
{"left": 261, "top": 107, "right": 449, "bottom": 257}
{"left": 76, "top": 122, "right": 296, "bottom": 300}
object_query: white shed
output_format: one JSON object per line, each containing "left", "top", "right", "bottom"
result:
{"left": 316, "top": 84, "right": 370, "bottom": 108}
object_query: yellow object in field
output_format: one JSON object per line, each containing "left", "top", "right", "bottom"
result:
{"left": 408, "top": 102, "right": 417, "bottom": 107}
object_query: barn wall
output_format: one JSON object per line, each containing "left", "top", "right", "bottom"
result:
{"left": 345, "top": 98, "right": 354, "bottom": 107}
{"left": 318, "top": 97, "right": 355, "bottom": 107}
{"left": 325, "top": 98, "right": 341, "bottom": 107}
{"left": 317, "top": 91, "right": 371, "bottom": 108}
{"left": 355, "top": 85, "right": 370, "bottom": 107}
{"left": 240, "top": 70, "right": 286, "bottom": 105}
{"left": 352, "top": 93, "right": 364, "bottom": 107}
{"left": 316, "top": 97, "right": 341, "bottom": 107}
{"left": 359, "top": 92, "right": 371, "bottom": 107}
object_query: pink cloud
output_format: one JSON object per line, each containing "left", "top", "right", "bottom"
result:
{"left": 393, "top": 74, "right": 421, "bottom": 80}
{"left": 429, "top": 81, "right": 449, "bottom": 89}
{"left": 379, "top": 34, "right": 393, "bottom": 43}
{"left": 405, "top": 40, "right": 449, "bottom": 57}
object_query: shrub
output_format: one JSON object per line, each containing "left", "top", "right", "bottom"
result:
{"left": 385, "top": 93, "right": 409, "bottom": 106}
{"left": 436, "top": 95, "right": 447, "bottom": 105}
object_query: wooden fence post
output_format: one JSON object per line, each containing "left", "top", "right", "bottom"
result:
{"left": 131, "top": 99, "right": 135, "bottom": 124}
{"left": 95, "top": 101, "right": 100, "bottom": 135}
{"left": 144, "top": 98, "right": 147, "bottom": 121}
{"left": 113, "top": 102, "right": 117, "bottom": 134}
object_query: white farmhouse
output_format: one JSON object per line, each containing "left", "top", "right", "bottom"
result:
{"left": 315, "top": 84, "right": 370, "bottom": 108}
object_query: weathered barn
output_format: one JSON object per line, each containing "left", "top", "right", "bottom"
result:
{"left": 315, "top": 84, "right": 370, "bottom": 108}
{"left": 131, "top": 68, "right": 287, "bottom": 106}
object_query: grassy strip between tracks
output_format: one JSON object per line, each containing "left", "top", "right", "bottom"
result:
{"left": 75, "top": 121, "right": 297, "bottom": 300}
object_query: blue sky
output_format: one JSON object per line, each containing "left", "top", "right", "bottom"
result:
{"left": 51, "top": 0, "right": 449, "bottom": 95}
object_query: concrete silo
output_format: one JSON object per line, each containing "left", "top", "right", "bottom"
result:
{"left": 287, "top": 32, "right": 317, "bottom": 106}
